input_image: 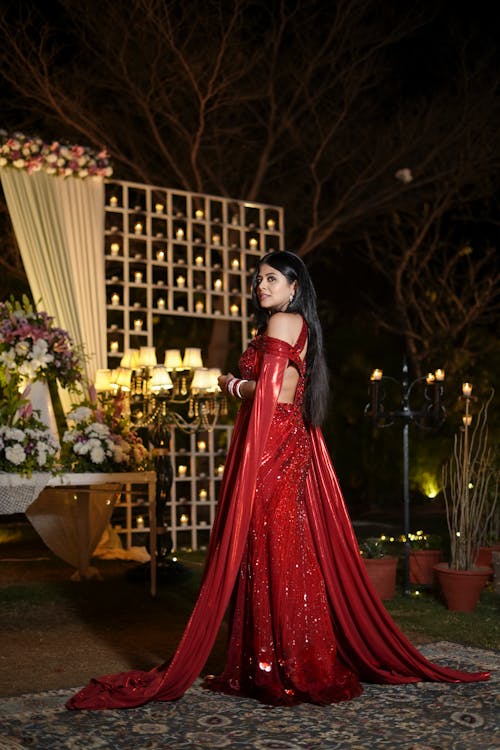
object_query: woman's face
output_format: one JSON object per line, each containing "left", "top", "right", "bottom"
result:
{"left": 255, "top": 263, "right": 297, "bottom": 313}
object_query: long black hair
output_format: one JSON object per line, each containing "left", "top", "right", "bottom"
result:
{"left": 251, "top": 250, "right": 329, "bottom": 426}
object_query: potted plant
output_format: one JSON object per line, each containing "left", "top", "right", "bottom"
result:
{"left": 435, "top": 387, "right": 499, "bottom": 612}
{"left": 406, "top": 530, "right": 443, "bottom": 587}
{"left": 359, "top": 536, "right": 398, "bottom": 600}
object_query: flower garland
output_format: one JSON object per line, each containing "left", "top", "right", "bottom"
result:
{"left": 61, "top": 389, "right": 150, "bottom": 473}
{"left": 0, "top": 130, "right": 113, "bottom": 179}
{"left": 0, "top": 296, "right": 83, "bottom": 390}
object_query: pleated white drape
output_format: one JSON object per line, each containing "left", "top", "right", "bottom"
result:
{"left": 0, "top": 169, "right": 107, "bottom": 383}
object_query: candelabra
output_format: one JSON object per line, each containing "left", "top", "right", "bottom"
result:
{"left": 365, "top": 359, "right": 446, "bottom": 595}
{"left": 95, "top": 345, "right": 226, "bottom": 582}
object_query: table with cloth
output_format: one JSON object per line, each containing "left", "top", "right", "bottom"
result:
{"left": 0, "top": 471, "right": 157, "bottom": 594}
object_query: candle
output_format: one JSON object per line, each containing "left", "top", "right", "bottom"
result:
{"left": 156, "top": 249, "right": 165, "bottom": 261}
{"left": 370, "top": 369, "right": 383, "bottom": 381}
{"left": 157, "top": 297, "right": 165, "bottom": 310}
{"left": 195, "top": 209, "right": 204, "bottom": 219}
{"left": 136, "top": 515, "right": 145, "bottom": 529}
{"left": 134, "top": 271, "right": 143, "bottom": 283}
{"left": 230, "top": 304, "right": 239, "bottom": 317}
{"left": 176, "top": 228, "right": 184, "bottom": 240}
{"left": 462, "top": 382, "right": 473, "bottom": 397}
{"left": 109, "top": 196, "right": 118, "bottom": 207}
{"left": 110, "top": 341, "right": 119, "bottom": 353}
{"left": 197, "top": 440, "right": 206, "bottom": 452}
{"left": 462, "top": 414, "right": 473, "bottom": 426}
{"left": 195, "top": 255, "right": 204, "bottom": 266}
{"left": 195, "top": 301, "right": 204, "bottom": 313}
{"left": 267, "top": 218, "right": 276, "bottom": 230}
{"left": 134, "top": 319, "right": 143, "bottom": 331}
{"left": 180, "top": 513, "right": 189, "bottom": 527}
{"left": 176, "top": 275, "right": 186, "bottom": 288}
{"left": 231, "top": 258, "right": 240, "bottom": 270}
{"left": 178, "top": 465, "right": 187, "bottom": 477}
{"left": 249, "top": 238, "right": 258, "bottom": 248}
{"left": 199, "top": 489, "right": 208, "bottom": 501}
{"left": 110, "top": 242, "right": 120, "bottom": 256}
{"left": 214, "top": 278, "right": 222, "bottom": 291}
{"left": 216, "top": 464, "right": 225, "bottom": 476}
{"left": 426, "top": 373, "right": 435, "bottom": 384}
{"left": 435, "top": 369, "right": 445, "bottom": 381}
{"left": 212, "top": 233, "right": 221, "bottom": 245}
{"left": 155, "top": 203, "right": 164, "bottom": 213}
{"left": 111, "top": 293, "right": 120, "bottom": 306}
{"left": 134, "top": 222, "right": 143, "bottom": 234}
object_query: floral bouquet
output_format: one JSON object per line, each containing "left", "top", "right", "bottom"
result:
{"left": 0, "top": 373, "right": 60, "bottom": 476}
{"left": 0, "top": 131, "right": 113, "bottom": 179}
{"left": 61, "top": 388, "right": 151, "bottom": 473}
{"left": 0, "top": 296, "right": 83, "bottom": 390}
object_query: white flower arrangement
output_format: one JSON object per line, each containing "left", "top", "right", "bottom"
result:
{"left": 0, "top": 131, "right": 113, "bottom": 179}
{"left": 0, "top": 422, "right": 60, "bottom": 477}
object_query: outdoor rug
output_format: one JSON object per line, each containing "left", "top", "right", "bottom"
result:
{"left": 0, "top": 642, "right": 498, "bottom": 750}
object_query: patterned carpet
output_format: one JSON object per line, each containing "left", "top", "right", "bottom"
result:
{"left": 0, "top": 642, "right": 498, "bottom": 750}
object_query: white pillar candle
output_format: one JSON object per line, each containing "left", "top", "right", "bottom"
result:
{"left": 195, "top": 301, "right": 204, "bottom": 313}
{"left": 109, "top": 196, "right": 118, "bottom": 207}
{"left": 134, "top": 222, "right": 143, "bottom": 234}
{"left": 157, "top": 297, "right": 165, "bottom": 310}
{"left": 199, "top": 489, "right": 208, "bottom": 501}
{"left": 110, "top": 242, "right": 120, "bottom": 256}
{"left": 176, "top": 275, "right": 186, "bottom": 288}
{"left": 231, "top": 258, "right": 240, "bottom": 269}
{"left": 180, "top": 513, "right": 189, "bottom": 526}
{"left": 197, "top": 440, "right": 206, "bottom": 452}
{"left": 155, "top": 203, "right": 164, "bottom": 213}
{"left": 195, "top": 255, "right": 204, "bottom": 266}
{"left": 111, "top": 293, "right": 120, "bottom": 306}
{"left": 214, "top": 279, "right": 222, "bottom": 291}
{"left": 176, "top": 228, "right": 184, "bottom": 240}
{"left": 134, "top": 319, "right": 143, "bottom": 331}
{"left": 156, "top": 250, "right": 165, "bottom": 261}
{"left": 230, "top": 304, "right": 239, "bottom": 317}
{"left": 134, "top": 271, "right": 143, "bottom": 283}
{"left": 136, "top": 515, "right": 145, "bottom": 529}
{"left": 178, "top": 465, "right": 187, "bottom": 477}
{"left": 195, "top": 209, "right": 204, "bottom": 219}
{"left": 110, "top": 341, "right": 119, "bottom": 353}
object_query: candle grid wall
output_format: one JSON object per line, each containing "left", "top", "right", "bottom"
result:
{"left": 111, "top": 424, "right": 234, "bottom": 552}
{"left": 105, "top": 180, "right": 285, "bottom": 362}
{"left": 104, "top": 180, "right": 282, "bottom": 551}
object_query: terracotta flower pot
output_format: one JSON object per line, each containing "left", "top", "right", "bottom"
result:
{"left": 433, "top": 562, "right": 492, "bottom": 612}
{"left": 475, "top": 545, "right": 500, "bottom": 570}
{"left": 409, "top": 549, "right": 443, "bottom": 586}
{"left": 363, "top": 556, "right": 398, "bottom": 600}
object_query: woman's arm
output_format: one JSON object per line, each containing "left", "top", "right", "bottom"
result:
{"left": 218, "top": 372, "right": 257, "bottom": 401}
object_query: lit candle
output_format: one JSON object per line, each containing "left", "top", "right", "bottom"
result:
{"left": 180, "top": 513, "right": 189, "bottom": 527}
{"left": 230, "top": 304, "right": 239, "bottom": 317}
{"left": 178, "top": 465, "right": 187, "bottom": 477}
{"left": 134, "top": 222, "right": 143, "bottom": 234}
{"left": 231, "top": 258, "right": 240, "bottom": 270}
{"left": 111, "top": 293, "right": 120, "bottom": 306}
{"left": 134, "top": 319, "right": 143, "bottom": 331}
{"left": 462, "top": 414, "right": 473, "bottom": 426}
{"left": 110, "top": 341, "right": 119, "bottom": 353}
{"left": 176, "top": 275, "right": 186, "bottom": 288}
{"left": 370, "top": 369, "right": 383, "bottom": 381}
{"left": 176, "top": 228, "right": 184, "bottom": 240}
{"left": 157, "top": 297, "right": 165, "bottom": 310}
{"left": 267, "top": 218, "right": 276, "bottom": 230}
{"left": 462, "top": 382, "right": 473, "bottom": 397}
{"left": 136, "top": 515, "right": 145, "bottom": 529}
{"left": 197, "top": 440, "right": 206, "bottom": 452}
{"left": 110, "top": 242, "right": 120, "bottom": 256}
{"left": 156, "top": 249, "right": 165, "bottom": 261}
{"left": 216, "top": 464, "right": 225, "bottom": 476}
{"left": 134, "top": 271, "right": 143, "bottom": 283}
{"left": 155, "top": 203, "right": 164, "bottom": 213}
{"left": 212, "top": 234, "right": 221, "bottom": 244}
{"left": 195, "top": 255, "right": 204, "bottom": 266}
{"left": 109, "top": 196, "right": 118, "bottom": 207}
{"left": 195, "top": 209, "right": 204, "bottom": 219}
{"left": 214, "top": 279, "right": 222, "bottom": 291}
{"left": 249, "top": 238, "right": 258, "bottom": 248}
{"left": 435, "top": 369, "right": 445, "bottom": 381}
{"left": 195, "top": 300, "right": 204, "bottom": 313}
{"left": 199, "top": 489, "right": 208, "bottom": 501}
{"left": 426, "top": 373, "right": 435, "bottom": 384}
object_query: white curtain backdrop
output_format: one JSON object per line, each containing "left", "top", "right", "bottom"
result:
{"left": 0, "top": 169, "right": 107, "bottom": 383}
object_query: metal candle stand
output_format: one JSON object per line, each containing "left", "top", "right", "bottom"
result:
{"left": 365, "top": 359, "right": 446, "bottom": 595}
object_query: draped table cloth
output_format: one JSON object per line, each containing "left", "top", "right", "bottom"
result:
{"left": 0, "top": 471, "right": 157, "bottom": 594}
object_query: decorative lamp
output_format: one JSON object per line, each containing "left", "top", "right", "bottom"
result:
{"left": 139, "top": 346, "right": 157, "bottom": 368}
{"left": 182, "top": 348, "right": 203, "bottom": 369}
{"left": 150, "top": 366, "right": 174, "bottom": 392}
{"left": 164, "top": 349, "right": 183, "bottom": 370}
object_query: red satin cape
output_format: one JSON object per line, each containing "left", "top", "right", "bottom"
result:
{"left": 66, "top": 337, "right": 488, "bottom": 710}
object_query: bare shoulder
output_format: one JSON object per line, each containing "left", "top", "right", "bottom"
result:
{"left": 266, "top": 313, "right": 303, "bottom": 345}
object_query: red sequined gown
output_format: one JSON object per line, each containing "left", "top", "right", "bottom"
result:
{"left": 66, "top": 320, "right": 489, "bottom": 711}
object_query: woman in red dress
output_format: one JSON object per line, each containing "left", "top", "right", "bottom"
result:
{"left": 66, "top": 251, "right": 488, "bottom": 710}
